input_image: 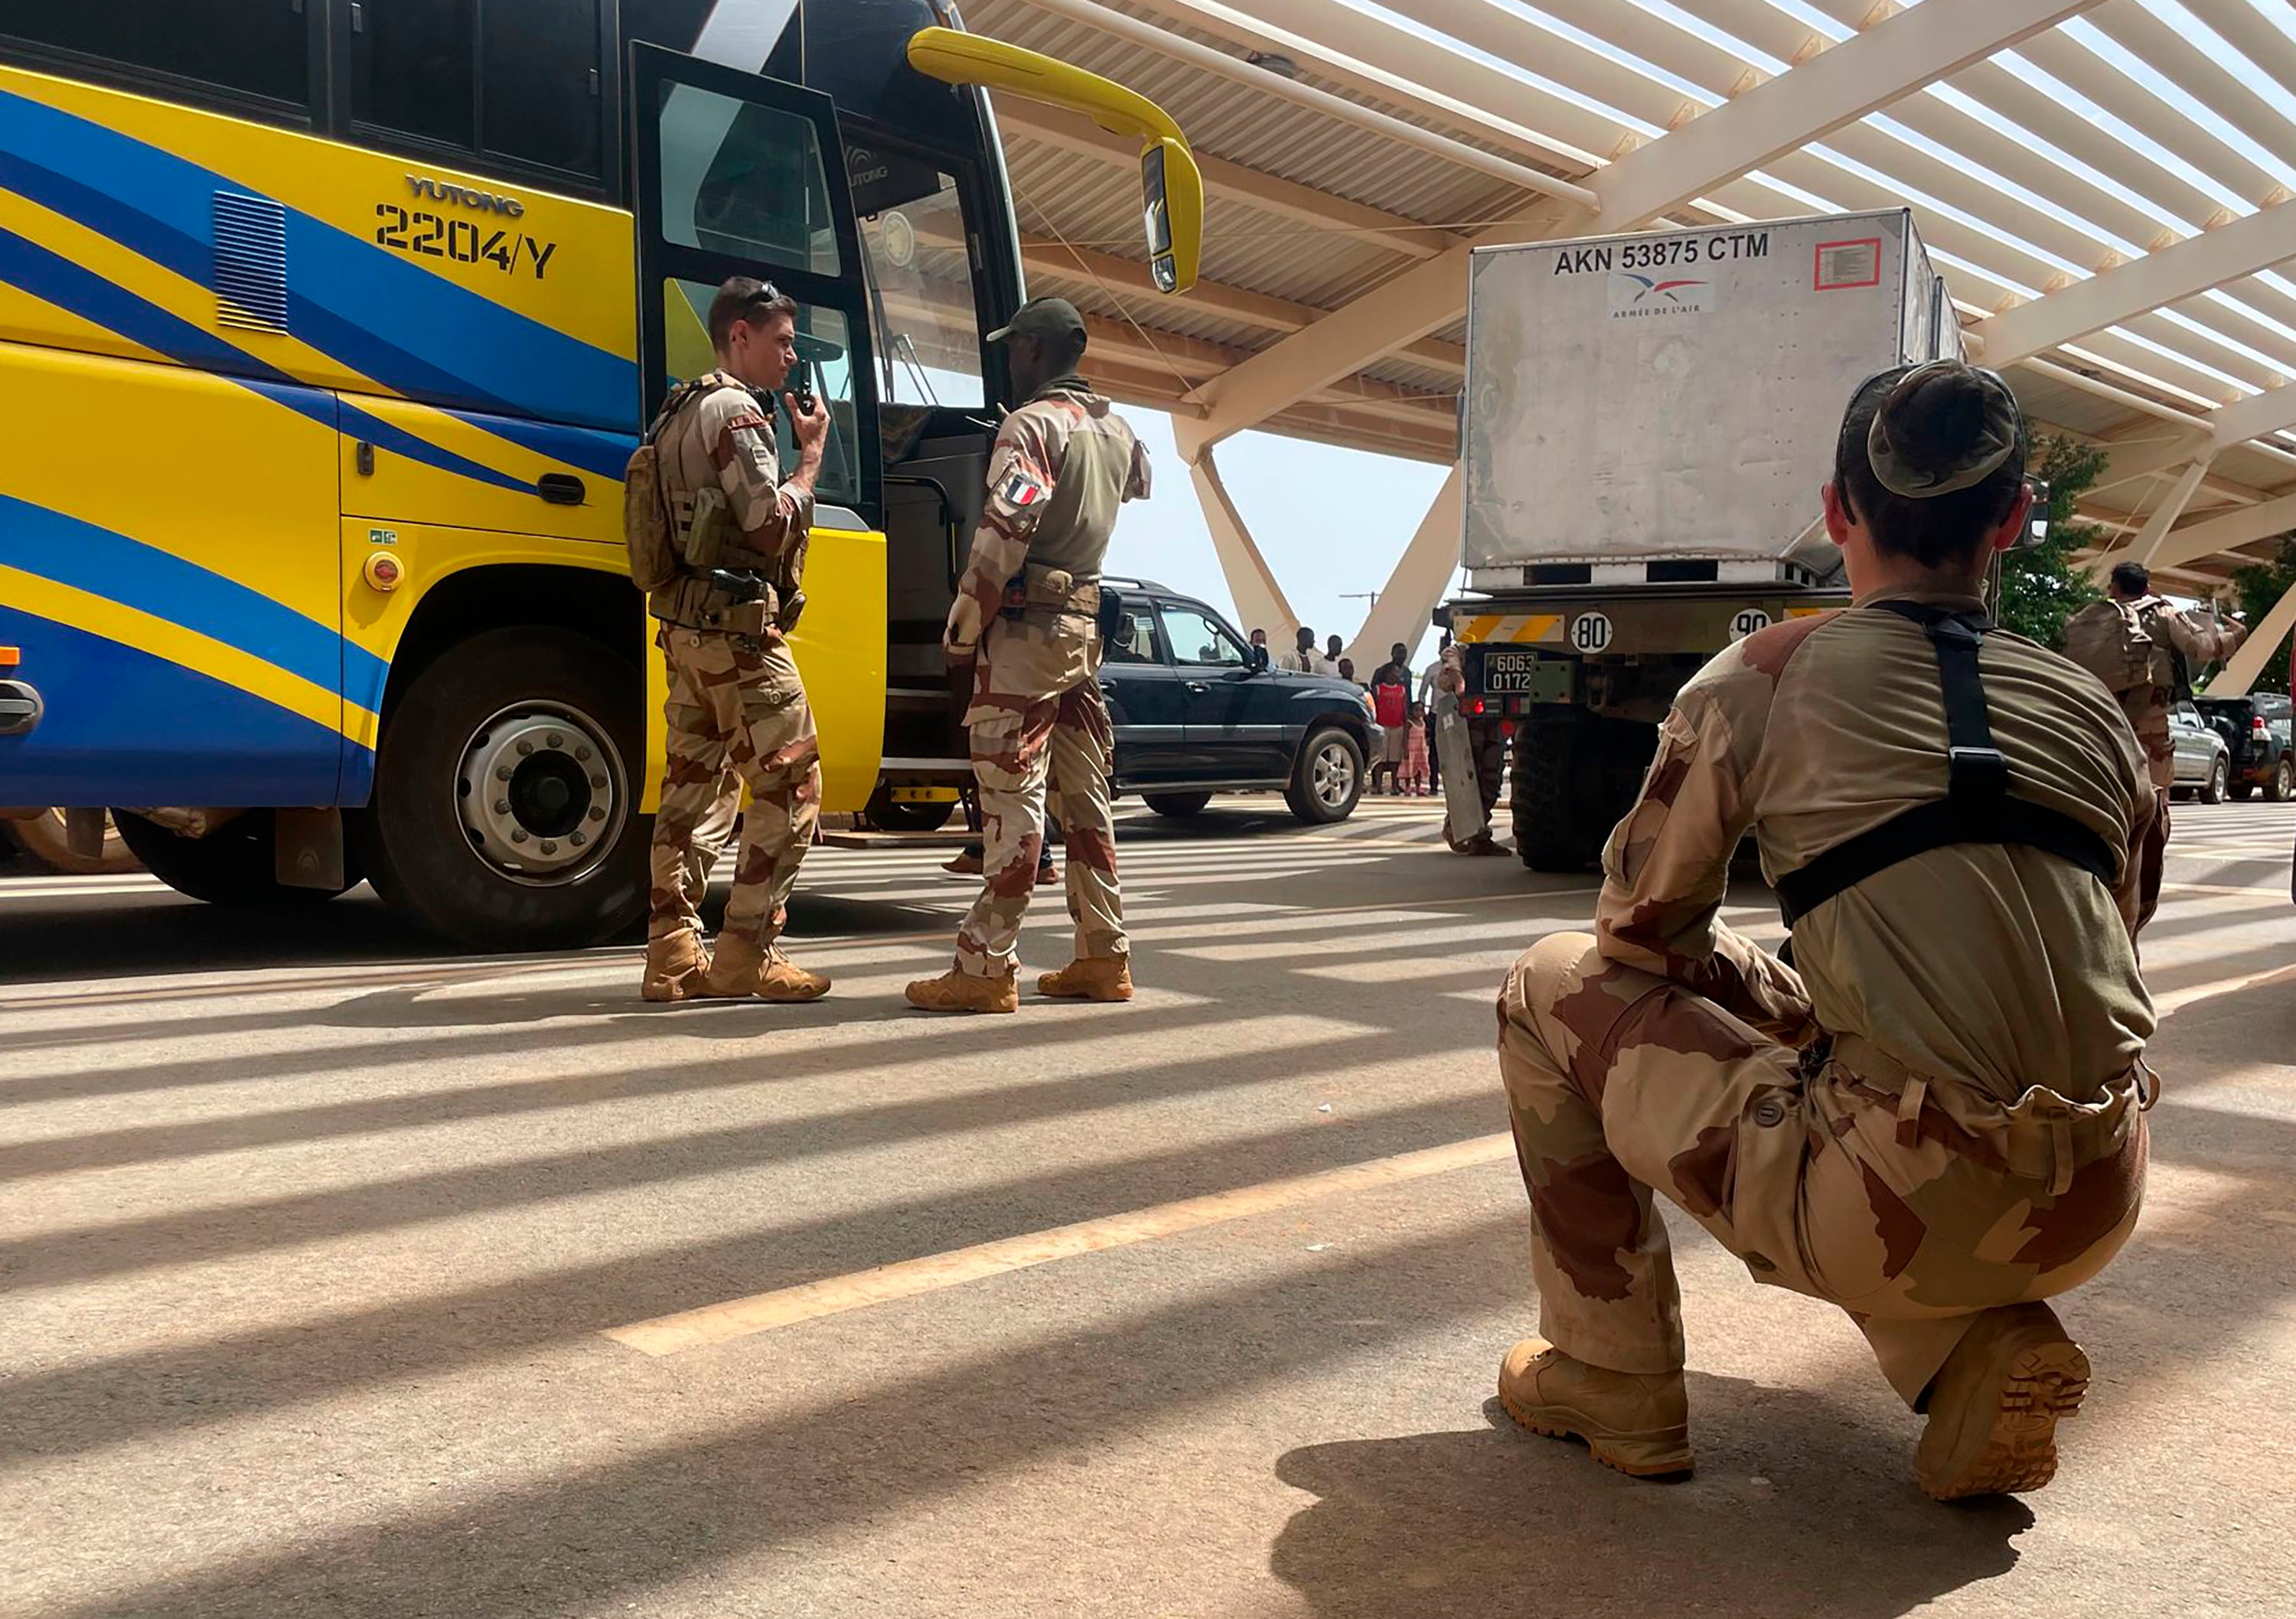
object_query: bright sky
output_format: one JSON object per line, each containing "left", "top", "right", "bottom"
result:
{"left": 1103, "top": 409, "right": 1456, "bottom": 665}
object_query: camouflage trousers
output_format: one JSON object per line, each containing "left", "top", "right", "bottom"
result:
{"left": 647, "top": 626, "right": 820, "bottom": 946}
{"left": 2135, "top": 786, "right": 2171, "bottom": 937}
{"left": 2130, "top": 691, "right": 2176, "bottom": 937}
{"left": 1497, "top": 933, "right": 2148, "bottom": 1406}
{"left": 954, "top": 611, "right": 1125, "bottom": 978}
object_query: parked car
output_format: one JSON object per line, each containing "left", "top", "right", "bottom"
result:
{"left": 2195, "top": 692, "right": 2294, "bottom": 801}
{"left": 1097, "top": 581, "right": 1375, "bottom": 824}
{"left": 2167, "top": 701, "right": 2230, "bottom": 803}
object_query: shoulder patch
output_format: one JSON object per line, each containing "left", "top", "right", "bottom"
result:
{"left": 997, "top": 468, "right": 1049, "bottom": 508}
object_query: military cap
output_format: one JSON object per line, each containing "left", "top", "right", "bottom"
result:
{"left": 986, "top": 297, "right": 1088, "bottom": 346}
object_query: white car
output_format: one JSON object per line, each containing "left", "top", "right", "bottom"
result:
{"left": 2167, "top": 701, "right": 2230, "bottom": 803}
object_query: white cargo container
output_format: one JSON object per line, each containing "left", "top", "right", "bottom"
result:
{"left": 1461, "top": 208, "right": 1957, "bottom": 588}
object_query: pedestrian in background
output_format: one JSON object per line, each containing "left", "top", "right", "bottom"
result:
{"left": 1326, "top": 634, "right": 1345, "bottom": 669}
{"left": 1247, "top": 627, "right": 1273, "bottom": 669}
{"left": 1370, "top": 653, "right": 1411, "bottom": 794}
{"left": 1397, "top": 699, "right": 1431, "bottom": 796}
{"left": 1337, "top": 656, "right": 1358, "bottom": 686}
{"left": 1285, "top": 627, "right": 1319, "bottom": 673}
{"left": 1420, "top": 634, "right": 1451, "bottom": 794}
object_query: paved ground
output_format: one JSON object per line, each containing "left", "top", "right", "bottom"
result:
{"left": 2, "top": 794, "right": 2291, "bottom": 1618}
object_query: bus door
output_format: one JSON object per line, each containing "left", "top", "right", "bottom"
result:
{"left": 628, "top": 43, "right": 883, "bottom": 807}
{"left": 843, "top": 137, "right": 1003, "bottom": 776}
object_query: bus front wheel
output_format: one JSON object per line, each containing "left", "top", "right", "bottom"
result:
{"left": 351, "top": 628, "right": 648, "bottom": 951}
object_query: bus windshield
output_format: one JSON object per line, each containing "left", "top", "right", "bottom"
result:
{"left": 851, "top": 148, "right": 986, "bottom": 411}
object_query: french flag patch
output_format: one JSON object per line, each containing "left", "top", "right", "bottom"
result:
{"left": 999, "top": 469, "right": 1048, "bottom": 507}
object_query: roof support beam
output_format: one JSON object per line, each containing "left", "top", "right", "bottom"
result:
{"left": 2209, "top": 581, "right": 2296, "bottom": 698}
{"left": 1191, "top": 446, "right": 1296, "bottom": 646}
{"left": 2147, "top": 492, "right": 2296, "bottom": 572}
{"left": 2093, "top": 384, "right": 2296, "bottom": 495}
{"left": 993, "top": 103, "right": 1462, "bottom": 263}
{"left": 1968, "top": 200, "right": 2296, "bottom": 368}
{"left": 1343, "top": 465, "right": 1464, "bottom": 672}
{"left": 1002, "top": 0, "right": 1596, "bottom": 208}
{"left": 1019, "top": 236, "right": 1467, "bottom": 375}
{"left": 1172, "top": 0, "right": 2100, "bottom": 458}
{"left": 2080, "top": 458, "right": 2213, "bottom": 579}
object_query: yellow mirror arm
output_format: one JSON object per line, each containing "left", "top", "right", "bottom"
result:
{"left": 906, "top": 26, "right": 1201, "bottom": 295}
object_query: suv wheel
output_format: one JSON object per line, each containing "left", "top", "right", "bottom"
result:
{"left": 1285, "top": 726, "right": 1363, "bottom": 824}
{"left": 2200, "top": 753, "right": 2229, "bottom": 805}
{"left": 2271, "top": 754, "right": 2295, "bottom": 803}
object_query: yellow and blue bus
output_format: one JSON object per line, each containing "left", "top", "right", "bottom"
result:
{"left": 0, "top": 0, "right": 1197, "bottom": 946}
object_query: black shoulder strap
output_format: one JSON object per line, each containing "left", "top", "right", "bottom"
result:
{"left": 1773, "top": 601, "right": 2118, "bottom": 927}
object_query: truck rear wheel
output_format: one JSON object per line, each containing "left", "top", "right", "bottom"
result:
{"left": 1513, "top": 715, "right": 1655, "bottom": 873}
{"left": 350, "top": 628, "right": 647, "bottom": 951}
{"left": 114, "top": 811, "right": 353, "bottom": 907}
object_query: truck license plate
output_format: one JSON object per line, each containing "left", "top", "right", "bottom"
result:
{"left": 1481, "top": 650, "right": 1551, "bottom": 693}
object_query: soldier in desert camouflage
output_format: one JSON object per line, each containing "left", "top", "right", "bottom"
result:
{"left": 638, "top": 278, "right": 833, "bottom": 1005}
{"left": 1492, "top": 362, "right": 2157, "bottom": 1501}
{"left": 2078, "top": 559, "right": 2248, "bottom": 933}
{"left": 907, "top": 298, "right": 1150, "bottom": 1015}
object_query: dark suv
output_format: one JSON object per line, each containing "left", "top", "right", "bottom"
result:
{"left": 1097, "top": 581, "right": 1376, "bottom": 824}
{"left": 2197, "top": 692, "right": 2294, "bottom": 801}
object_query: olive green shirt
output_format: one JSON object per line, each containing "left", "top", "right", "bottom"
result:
{"left": 1596, "top": 591, "right": 2157, "bottom": 1103}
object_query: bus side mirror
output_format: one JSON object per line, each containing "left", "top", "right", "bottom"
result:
{"left": 2018, "top": 477, "right": 2051, "bottom": 550}
{"left": 1140, "top": 138, "right": 1202, "bottom": 295}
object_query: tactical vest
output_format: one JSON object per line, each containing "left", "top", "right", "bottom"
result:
{"left": 646, "top": 375, "right": 784, "bottom": 635}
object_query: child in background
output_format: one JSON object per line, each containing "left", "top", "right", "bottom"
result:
{"left": 1398, "top": 701, "right": 1432, "bottom": 796}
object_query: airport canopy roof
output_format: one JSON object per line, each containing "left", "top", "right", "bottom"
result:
{"left": 970, "top": 0, "right": 2296, "bottom": 613}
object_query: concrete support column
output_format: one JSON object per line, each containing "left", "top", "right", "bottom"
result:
{"left": 1189, "top": 445, "right": 1296, "bottom": 647}
{"left": 2209, "top": 579, "right": 2296, "bottom": 698}
{"left": 1344, "top": 465, "right": 1463, "bottom": 668}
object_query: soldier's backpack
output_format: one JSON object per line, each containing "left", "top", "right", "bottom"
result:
{"left": 621, "top": 377, "right": 717, "bottom": 593}
{"left": 2061, "top": 598, "right": 2161, "bottom": 695}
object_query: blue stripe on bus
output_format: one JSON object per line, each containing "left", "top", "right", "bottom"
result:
{"left": 0, "top": 85, "right": 637, "bottom": 432}
{"left": 449, "top": 408, "right": 636, "bottom": 484}
{"left": 0, "top": 493, "right": 390, "bottom": 703}
{"left": 0, "top": 224, "right": 537, "bottom": 496}
{"left": 0, "top": 605, "right": 351, "bottom": 805}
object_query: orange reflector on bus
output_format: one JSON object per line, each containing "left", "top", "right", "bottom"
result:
{"left": 0, "top": 647, "right": 18, "bottom": 667}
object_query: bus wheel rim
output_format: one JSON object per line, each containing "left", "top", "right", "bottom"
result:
{"left": 455, "top": 702, "right": 625, "bottom": 886}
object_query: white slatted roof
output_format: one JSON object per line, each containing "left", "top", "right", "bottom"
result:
{"left": 968, "top": 0, "right": 2296, "bottom": 586}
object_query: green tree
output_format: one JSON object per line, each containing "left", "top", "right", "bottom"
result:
{"left": 2229, "top": 536, "right": 2296, "bottom": 696}
{"left": 1995, "top": 428, "right": 2104, "bottom": 648}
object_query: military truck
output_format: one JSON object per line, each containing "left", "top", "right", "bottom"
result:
{"left": 1443, "top": 209, "right": 1962, "bottom": 870}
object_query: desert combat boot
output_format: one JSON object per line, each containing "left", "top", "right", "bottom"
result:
{"left": 1036, "top": 956, "right": 1133, "bottom": 1002}
{"left": 697, "top": 934, "right": 832, "bottom": 1002}
{"left": 905, "top": 965, "right": 1020, "bottom": 1014}
{"left": 1915, "top": 1303, "right": 2091, "bottom": 1500}
{"left": 641, "top": 931, "right": 713, "bottom": 1003}
{"left": 1498, "top": 1337, "right": 1693, "bottom": 1477}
